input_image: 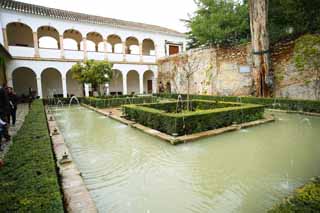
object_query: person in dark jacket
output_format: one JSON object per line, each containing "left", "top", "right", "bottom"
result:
{"left": 0, "top": 85, "right": 10, "bottom": 146}
{"left": 8, "top": 87, "right": 18, "bottom": 126}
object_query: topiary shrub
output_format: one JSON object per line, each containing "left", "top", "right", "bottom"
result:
{"left": 123, "top": 100, "right": 264, "bottom": 136}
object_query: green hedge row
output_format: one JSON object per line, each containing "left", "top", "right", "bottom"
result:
{"left": 123, "top": 100, "right": 264, "bottom": 136}
{"left": 157, "top": 94, "right": 320, "bottom": 113}
{"left": 0, "top": 101, "right": 64, "bottom": 212}
{"left": 96, "top": 94, "right": 137, "bottom": 99}
{"left": 268, "top": 177, "right": 320, "bottom": 212}
{"left": 143, "top": 100, "right": 241, "bottom": 113}
{"left": 43, "top": 97, "right": 83, "bottom": 106}
{"left": 83, "top": 96, "right": 158, "bottom": 108}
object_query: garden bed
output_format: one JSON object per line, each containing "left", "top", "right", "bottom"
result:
{"left": 0, "top": 100, "right": 64, "bottom": 212}
{"left": 123, "top": 100, "right": 265, "bottom": 136}
{"left": 83, "top": 96, "right": 157, "bottom": 108}
{"left": 268, "top": 176, "right": 320, "bottom": 212}
{"left": 157, "top": 94, "right": 320, "bottom": 113}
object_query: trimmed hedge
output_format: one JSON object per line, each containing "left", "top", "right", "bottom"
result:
{"left": 0, "top": 100, "right": 64, "bottom": 212}
{"left": 43, "top": 97, "right": 83, "bottom": 106}
{"left": 83, "top": 96, "right": 158, "bottom": 108}
{"left": 157, "top": 93, "right": 320, "bottom": 113}
{"left": 269, "top": 177, "right": 320, "bottom": 212}
{"left": 123, "top": 100, "right": 264, "bottom": 136}
{"left": 143, "top": 100, "right": 240, "bottom": 113}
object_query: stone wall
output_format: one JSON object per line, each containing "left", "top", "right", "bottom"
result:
{"left": 158, "top": 35, "right": 319, "bottom": 100}
{"left": 158, "top": 44, "right": 254, "bottom": 96}
{"left": 271, "top": 39, "right": 317, "bottom": 100}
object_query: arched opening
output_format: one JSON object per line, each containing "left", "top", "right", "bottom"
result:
{"left": 142, "top": 39, "right": 155, "bottom": 55}
{"left": 143, "top": 70, "right": 154, "bottom": 94}
{"left": 127, "top": 70, "right": 139, "bottom": 95}
{"left": 107, "top": 34, "right": 122, "bottom": 53}
{"left": 66, "top": 70, "right": 83, "bottom": 97}
{"left": 37, "top": 26, "right": 60, "bottom": 49}
{"left": 109, "top": 70, "right": 123, "bottom": 95}
{"left": 125, "top": 37, "right": 139, "bottom": 54}
{"left": 80, "top": 40, "right": 95, "bottom": 51}
{"left": 85, "top": 32, "right": 103, "bottom": 52}
{"left": 41, "top": 68, "right": 63, "bottom": 98}
{"left": 6, "top": 22, "right": 34, "bottom": 47}
{"left": 63, "top": 29, "right": 82, "bottom": 50}
{"left": 12, "top": 67, "right": 37, "bottom": 97}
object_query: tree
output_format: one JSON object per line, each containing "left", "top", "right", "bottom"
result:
{"left": 187, "top": 0, "right": 320, "bottom": 48}
{"left": 294, "top": 34, "right": 320, "bottom": 100}
{"left": 269, "top": 0, "right": 320, "bottom": 43}
{"left": 249, "top": 0, "right": 271, "bottom": 97}
{"left": 179, "top": 53, "right": 201, "bottom": 111}
{"left": 71, "top": 60, "right": 113, "bottom": 96}
{"left": 187, "top": 0, "right": 250, "bottom": 48}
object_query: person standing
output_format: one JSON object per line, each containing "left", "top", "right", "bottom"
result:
{"left": 0, "top": 85, "right": 10, "bottom": 147}
{"left": 8, "top": 87, "right": 18, "bottom": 126}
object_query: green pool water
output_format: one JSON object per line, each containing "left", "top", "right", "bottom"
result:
{"left": 53, "top": 106, "right": 320, "bottom": 213}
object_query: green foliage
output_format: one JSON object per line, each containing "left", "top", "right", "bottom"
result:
{"left": 187, "top": 0, "right": 250, "bottom": 48}
{"left": 269, "top": 177, "right": 320, "bottom": 212}
{"left": 269, "top": 0, "right": 320, "bottom": 42}
{"left": 0, "top": 100, "right": 64, "bottom": 212}
{"left": 157, "top": 93, "right": 320, "bottom": 113}
{"left": 294, "top": 34, "right": 320, "bottom": 99}
{"left": 71, "top": 60, "right": 113, "bottom": 87}
{"left": 83, "top": 96, "right": 158, "bottom": 108}
{"left": 294, "top": 35, "right": 320, "bottom": 71}
{"left": 123, "top": 100, "right": 264, "bottom": 136}
{"left": 187, "top": 0, "right": 320, "bottom": 47}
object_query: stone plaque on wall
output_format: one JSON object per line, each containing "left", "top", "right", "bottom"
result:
{"left": 239, "top": 65, "right": 251, "bottom": 73}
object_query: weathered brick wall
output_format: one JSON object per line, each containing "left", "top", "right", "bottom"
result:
{"left": 158, "top": 44, "right": 254, "bottom": 96}
{"left": 158, "top": 35, "right": 318, "bottom": 100}
{"left": 271, "top": 39, "right": 317, "bottom": 100}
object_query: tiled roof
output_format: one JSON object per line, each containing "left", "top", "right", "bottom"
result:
{"left": 0, "top": 0, "right": 185, "bottom": 37}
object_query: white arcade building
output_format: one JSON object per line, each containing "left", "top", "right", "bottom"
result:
{"left": 0, "top": 0, "right": 186, "bottom": 98}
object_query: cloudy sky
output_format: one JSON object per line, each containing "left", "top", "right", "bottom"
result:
{"left": 19, "top": 0, "right": 198, "bottom": 33}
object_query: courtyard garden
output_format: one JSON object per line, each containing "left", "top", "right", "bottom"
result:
{"left": 0, "top": 0, "right": 320, "bottom": 212}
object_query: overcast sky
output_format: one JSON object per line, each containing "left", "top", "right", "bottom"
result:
{"left": 19, "top": 0, "right": 197, "bottom": 33}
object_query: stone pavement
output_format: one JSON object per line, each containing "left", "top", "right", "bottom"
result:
{"left": 0, "top": 104, "right": 29, "bottom": 159}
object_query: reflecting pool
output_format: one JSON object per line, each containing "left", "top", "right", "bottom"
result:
{"left": 53, "top": 106, "right": 320, "bottom": 213}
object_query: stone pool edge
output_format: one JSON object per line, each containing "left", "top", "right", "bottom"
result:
{"left": 82, "top": 103, "right": 275, "bottom": 145}
{"left": 267, "top": 109, "right": 320, "bottom": 117}
{"left": 45, "top": 107, "right": 98, "bottom": 213}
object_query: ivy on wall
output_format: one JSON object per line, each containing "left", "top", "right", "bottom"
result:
{"left": 294, "top": 34, "right": 320, "bottom": 100}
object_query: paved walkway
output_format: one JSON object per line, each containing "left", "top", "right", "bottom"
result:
{"left": 0, "top": 104, "right": 29, "bottom": 159}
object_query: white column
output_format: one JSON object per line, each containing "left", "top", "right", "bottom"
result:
{"left": 139, "top": 42, "right": 143, "bottom": 62}
{"left": 37, "top": 77, "right": 43, "bottom": 99}
{"left": 59, "top": 35, "right": 64, "bottom": 58}
{"left": 6, "top": 78, "right": 13, "bottom": 88}
{"left": 2, "top": 28, "right": 8, "bottom": 49}
{"left": 123, "top": 74, "right": 127, "bottom": 95}
{"left": 139, "top": 74, "right": 144, "bottom": 94}
{"left": 33, "top": 32, "right": 39, "bottom": 57}
{"left": 103, "top": 39, "right": 108, "bottom": 60}
{"left": 84, "top": 83, "right": 90, "bottom": 97}
{"left": 152, "top": 76, "right": 157, "bottom": 94}
{"left": 83, "top": 38, "right": 87, "bottom": 60}
{"left": 62, "top": 77, "right": 67, "bottom": 98}
{"left": 154, "top": 44, "right": 158, "bottom": 59}
{"left": 122, "top": 42, "right": 126, "bottom": 61}
{"left": 105, "top": 83, "right": 110, "bottom": 96}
